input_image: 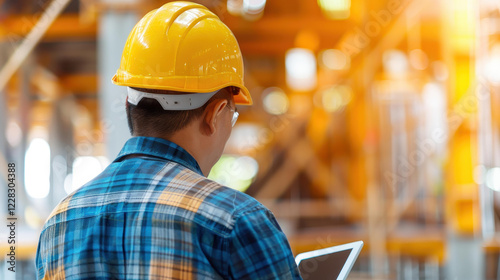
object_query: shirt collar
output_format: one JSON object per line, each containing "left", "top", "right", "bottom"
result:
{"left": 114, "top": 136, "right": 203, "bottom": 176}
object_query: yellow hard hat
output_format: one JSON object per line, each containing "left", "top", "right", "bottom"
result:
{"left": 112, "top": 1, "right": 252, "bottom": 105}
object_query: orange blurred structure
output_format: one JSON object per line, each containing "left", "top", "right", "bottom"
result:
{"left": 1, "top": 0, "right": 500, "bottom": 278}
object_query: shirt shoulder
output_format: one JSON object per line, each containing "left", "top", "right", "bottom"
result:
{"left": 42, "top": 158, "right": 268, "bottom": 238}
{"left": 167, "top": 166, "right": 269, "bottom": 235}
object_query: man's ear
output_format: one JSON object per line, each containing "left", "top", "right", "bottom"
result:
{"left": 202, "top": 99, "right": 228, "bottom": 135}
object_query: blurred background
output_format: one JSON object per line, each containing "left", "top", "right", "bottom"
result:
{"left": 1, "top": 0, "right": 500, "bottom": 279}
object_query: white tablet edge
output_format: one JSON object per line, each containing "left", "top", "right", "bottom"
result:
{"left": 295, "top": 240, "right": 364, "bottom": 280}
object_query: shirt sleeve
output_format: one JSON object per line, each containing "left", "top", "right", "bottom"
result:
{"left": 227, "top": 208, "right": 303, "bottom": 279}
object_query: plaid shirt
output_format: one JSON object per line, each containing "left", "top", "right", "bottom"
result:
{"left": 36, "top": 137, "right": 302, "bottom": 279}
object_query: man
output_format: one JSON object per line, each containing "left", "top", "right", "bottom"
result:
{"left": 36, "top": 2, "right": 302, "bottom": 279}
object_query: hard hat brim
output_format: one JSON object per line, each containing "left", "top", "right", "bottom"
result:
{"left": 112, "top": 74, "right": 252, "bottom": 106}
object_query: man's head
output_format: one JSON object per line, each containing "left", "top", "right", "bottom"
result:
{"left": 112, "top": 1, "right": 252, "bottom": 175}
{"left": 126, "top": 86, "right": 238, "bottom": 137}
{"left": 125, "top": 86, "right": 239, "bottom": 175}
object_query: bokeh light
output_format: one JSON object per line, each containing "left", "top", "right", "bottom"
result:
{"left": 6, "top": 120, "right": 22, "bottom": 147}
{"left": 226, "top": 124, "right": 268, "bottom": 153}
{"left": 431, "top": 61, "right": 449, "bottom": 81}
{"left": 485, "top": 44, "right": 500, "bottom": 85}
{"left": 263, "top": 87, "right": 289, "bottom": 115}
{"left": 227, "top": 0, "right": 243, "bottom": 16}
{"left": 409, "top": 49, "right": 429, "bottom": 70}
{"left": 320, "top": 49, "right": 350, "bottom": 70}
{"left": 25, "top": 138, "right": 51, "bottom": 199}
{"left": 473, "top": 165, "right": 487, "bottom": 184}
{"left": 317, "top": 0, "right": 350, "bottom": 19}
{"left": 320, "top": 85, "right": 353, "bottom": 112}
{"left": 486, "top": 167, "right": 500, "bottom": 192}
{"left": 242, "top": 0, "right": 266, "bottom": 20}
{"left": 383, "top": 50, "right": 409, "bottom": 77}
{"left": 69, "top": 156, "right": 107, "bottom": 193}
{"left": 25, "top": 206, "right": 44, "bottom": 229}
{"left": 286, "top": 48, "right": 317, "bottom": 91}
{"left": 208, "top": 155, "right": 259, "bottom": 192}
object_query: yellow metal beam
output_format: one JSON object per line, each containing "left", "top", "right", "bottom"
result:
{"left": 30, "top": 69, "right": 96, "bottom": 96}
{"left": 0, "top": 0, "right": 71, "bottom": 92}
{"left": 260, "top": 200, "right": 342, "bottom": 218}
{"left": 254, "top": 137, "right": 312, "bottom": 200}
{"left": 59, "top": 74, "right": 97, "bottom": 94}
{"left": 0, "top": 14, "right": 96, "bottom": 39}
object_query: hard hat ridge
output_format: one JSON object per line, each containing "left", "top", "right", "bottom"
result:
{"left": 112, "top": 1, "right": 252, "bottom": 105}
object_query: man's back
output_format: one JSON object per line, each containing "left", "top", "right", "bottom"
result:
{"left": 36, "top": 137, "right": 301, "bottom": 279}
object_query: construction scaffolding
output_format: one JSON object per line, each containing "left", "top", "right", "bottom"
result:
{"left": 1, "top": 0, "right": 498, "bottom": 279}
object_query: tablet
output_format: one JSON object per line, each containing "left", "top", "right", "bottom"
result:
{"left": 295, "top": 241, "right": 364, "bottom": 280}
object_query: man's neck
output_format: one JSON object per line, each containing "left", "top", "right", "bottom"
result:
{"left": 163, "top": 127, "right": 212, "bottom": 176}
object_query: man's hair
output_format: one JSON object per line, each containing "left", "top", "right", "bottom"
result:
{"left": 126, "top": 87, "right": 237, "bottom": 137}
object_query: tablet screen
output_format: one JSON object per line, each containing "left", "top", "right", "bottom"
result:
{"left": 295, "top": 241, "right": 363, "bottom": 280}
{"left": 298, "top": 248, "right": 352, "bottom": 280}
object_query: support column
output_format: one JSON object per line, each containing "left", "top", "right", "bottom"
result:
{"left": 98, "top": 8, "right": 138, "bottom": 159}
{"left": 0, "top": 41, "right": 9, "bottom": 229}
{"left": 441, "top": 0, "right": 484, "bottom": 278}
{"left": 446, "top": 236, "right": 483, "bottom": 279}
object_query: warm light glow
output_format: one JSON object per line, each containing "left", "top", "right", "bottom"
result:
{"left": 208, "top": 155, "right": 259, "bottom": 192}
{"left": 263, "top": 87, "right": 289, "bottom": 115}
{"left": 242, "top": 0, "right": 266, "bottom": 20}
{"left": 382, "top": 50, "right": 409, "bottom": 77}
{"left": 422, "top": 82, "right": 448, "bottom": 153}
{"left": 6, "top": 120, "right": 22, "bottom": 147}
{"left": 64, "top": 173, "right": 74, "bottom": 194}
{"left": 97, "top": 156, "right": 111, "bottom": 169}
{"left": 25, "top": 206, "right": 43, "bottom": 229}
{"left": 320, "top": 85, "right": 352, "bottom": 112}
{"left": 236, "top": 156, "right": 259, "bottom": 180}
{"left": 70, "top": 156, "right": 106, "bottom": 192}
{"left": 320, "top": 49, "right": 349, "bottom": 70}
{"left": 318, "top": 0, "right": 350, "bottom": 19}
{"left": 450, "top": 0, "right": 475, "bottom": 52}
{"left": 409, "top": 49, "right": 429, "bottom": 70}
{"left": 227, "top": 0, "right": 243, "bottom": 16}
{"left": 485, "top": 44, "right": 500, "bottom": 85}
{"left": 474, "top": 165, "right": 486, "bottom": 184}
{"left": 422, "top": 83, "right": 447, "bottom": 118}
{"left": 64, "top": 157, "right": 108, "bottom": 195}
{"left": 486, "top": 167, "right": 500, "bottom": 192}
{"left": 431, "top": 61, "right": 449, "bottom": 81}
{"left": 226, "top": 124, "right": 266, "bottom": 152}
{"left": 52, "top": 155, "right": 68, "bottom": 183}
{"left": 286, "top": 48, "right": 317, "bottom": 91}
{"left": 25, "top": 138, "right": 51, "bottom": 199}
{"left": 243, "top": 0, "right": 266, "bottom": 13}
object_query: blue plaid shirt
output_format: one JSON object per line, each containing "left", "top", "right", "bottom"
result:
{"left": 36, "top": 137, "right": 302, "bottom": 279}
